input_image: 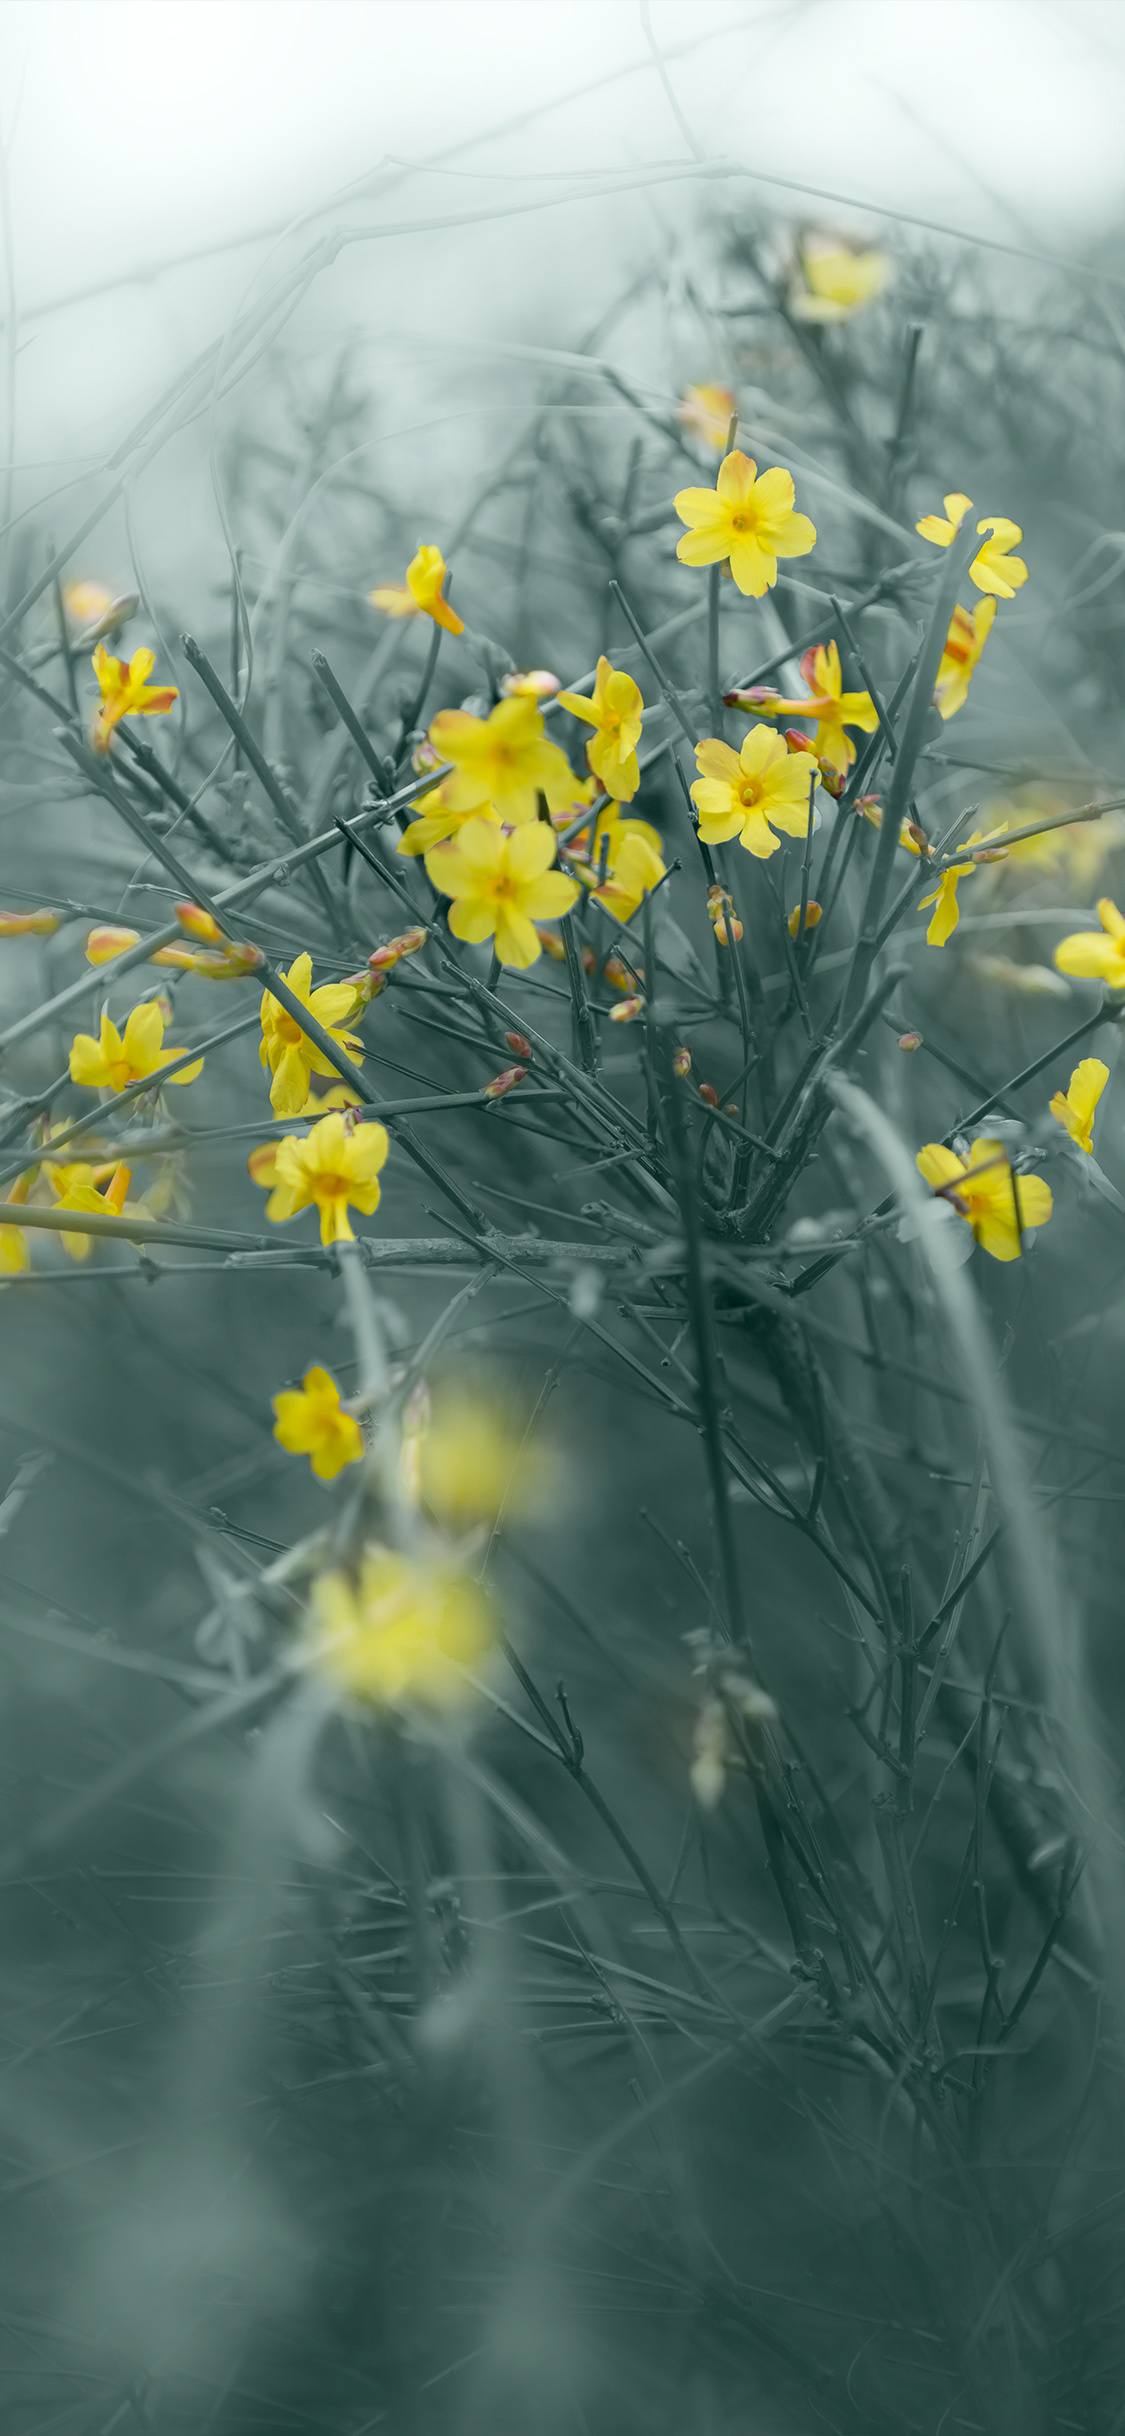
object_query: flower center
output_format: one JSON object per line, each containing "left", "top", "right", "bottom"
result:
{"left": 728, "top": 510, "right": 757, "bottom": 535}
{"left": 738, "top": 781, "right": 763, "bottom": 810}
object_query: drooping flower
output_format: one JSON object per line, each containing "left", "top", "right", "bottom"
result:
{"left": 69, "top": 1002, "right": 203, "bottom": 1092}
{"left": 1049, "top": 1058, "right": 1109, "bottom": 1155}
{"left": 678, "top": 384, "right": 735, "bottom": 452}
{"left": 369, "top": 543, "right": 464, "bottom": 636}
{"left": 739, "top": 640, "right": 877, "bottom": 775}
{"left": 574, "top": 809, "right": 666, "bottom": 923}
{"left": 90, "top": 643, "right": 179, "bottom": 752}
{"left": 272, "top": 1365, "right": 364, "bottom": 1481}
{"left": 397, "top": 779, "right": 500, "bottom": 860}
{"left": 675, "top": 451, "right": 816, "bottom": 598}
{"left": 691, "top": 726, "right": 815, "bottom": 858}
{"left": 428, "top": 697, "right": 574, "bottom": 824}
{"left": 259, "top": 953, "right": 365, "bottom": 1118}
{"left": 915, "top": 1138, "right": 1053, "bottom": 1262}
{"left": 791, "top": 237, "right": 890, "bottom": 322}
{"left": 43, "top": 1157, "right": 131, "bottom": 1261}
{"left": 425, "top": 817, "right": 579, "bottom": 968}
{"left": 915, "top": 496, "right": 1028, "bottom": 599}
{"left": 309, "top": 1545, "right": 493, "bottom": 1706}
{"left": 556, "top": 658, "right": 645, "bottom": 802}
{"left": 917, "top": 827, "right": 1007, "bottom": 947}
{"left": 1054, "top": 899, "right": 1125, "bottom": 989}
{"left": 259, "top": 1111, "right": 389, "bottom": 1246}
{"left": 935, "top": 598, "right": 997, "bottom": 720}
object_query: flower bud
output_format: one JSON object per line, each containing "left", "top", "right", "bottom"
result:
{"left": 504, "top": 1031, "right": 532, "bottom": 1059}
{"left": 672, "top": 1046, "right": 692, "bottom": 1078}
{"left": 0, "top": 908, "right": 61, "bottom": 937}
{"left": 723, "top": 685, "right": 779, "bottom": 711}
{"left": 609, "top": 994, "right": 645, "bottom": 1023}
{"left": 86, "top": 924, "right": 140, "bottom": 963}
{"left": 817, "top": 760, "right": 845, "bottom": 798}
{"left": 535, "top": 926, "right": 567, "bottom": 961}
{"left": 484, "top": 1064, "right": 527, "bottom": 1100}
{"left": 698, "top": 1081, "right": 720, "bottom": 1108}
{"left": 787, "top": 899, "right": 823, "bottom": 938}
{"left": 897, "top": 1031, "right": 923, "bottom": 1052}
{"left": 175, "top": 901, "right": 224, "bottom": 944}
{"left": 785, "top": 727, "right": 816, "bottom": 756}
{"left": 500, "top": 668, "right": 560, "bottom": 700}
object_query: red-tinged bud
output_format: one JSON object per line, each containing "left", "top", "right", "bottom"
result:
{"left": 787, "top": 899, "right": 823, "bottom": 938}
{"left": 705, "top": 882, "right": 726, "bottom": 918}
{"left": 484, "top": 1064, "right": 527, "bottom": 1099}
{"left": 905, "top": 820, "right": 931, "bottom": 855}
{"left": 0, "top": 908, "right": 62, "bottom": 937}
{"left": 673, "top": 1047, "right": 692, "bottom": 1078}
{"left": 368, "top": 942, "right": 400, "bottom": 973}
{"left": 818, "top": 761, "right": 845, "bottom": 799}
{"left": 724, "top": 685, "right": 779, "bottom": 710}
{"left": 785, "top": 727, "right": 816, "bottom": 755}
{"left": 501, "top": 668, "right": 560, "bottom": 700}
{"left": 698, "top": 1082, "right": 720, "bottom": 1108}
{"left": 535, "top": 926, "right": 567, "bottom": 961}
{"left": 725, "top": 1102, "right": 739, "bottom": 1117}
{"left": 609, "top": 994, "right": 645, "bottom": 1023}
{"left": 580, "top": 946, "right": 597, "bottom": 975}
{"left": 713, "top": 912, "right": 744, "bottom": 947}
{"left": 175, "top": 901, "right": 224, "bottom": 944}
{"left": 390, "top": 926, "right": 428, "bottom": 959}
{"left": 603, "top": 954, "right": 640, "bottom": 994}
{"left": 898, "top": 1031, "right": 923, "bottom": 1052}
{"left": 856, "top": 794, "right": 882, "bottom": 825}
{"left": 973, "top": 845, "right": 1008, "bottom": 866}
{"left": 86, "top": 924, "right": 140, "bottom": 964}
{"left": 504, "top": 1030, "right": 532, "bottom": 1059}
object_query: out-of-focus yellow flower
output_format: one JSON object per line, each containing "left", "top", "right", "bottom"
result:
{"left": 0, "top": 1169, "right": 32, "bottom": 1275}
{"left": 259, "top": 1111, "right": 389, "bottom": 1246}
{"left": 573, "top": 808, "right": 666, "bottom": 923}
{"left": 915, "top": 496, "right": 1028, "bottom": 599}
{"left": 678, "top": 384, "right": 735, "bottom": 452}
{"left": 1055, "top": 898, "right": 1125, "bottom": 989}
{"left": 935, "top": 598, "right": 996, "bottom": 719}
{"left": 369, "top": 542, "right": 464, "bottom": 636}
{"left": 791, "top": 237, "right": 890, "bottom": 321}
{"left": 691, "top": 726, "right": 814, "bottom": 858}
{"left": 745, "top": 640, "right": 877, "bottom": 774}
{"left": 969, "top": 953, "right": 1070, "bottom": 1000}
{"left": 918, "top": 828, "right": 1007, "bottom": 947}
{"left": 429, "top": 697, "right": 574, "bottom": 825}
{"left": 408, "top": 1387, "right": 548, "bottom": 1526}
{"left": 500, "top": 668, "right": 560, "bottom": 701}
{"left": 675, "top": 450, "right": 816, "bottom": 598}
{"left": 43, "top": 1157, "right": 131, "bottom": 1260}
{"left": 425, "top": 817, "right": 578, "bottom": 968}
{"left": 0, "top": 908, "right": 61, "bottom": 937}
{"left": 259, "top": 952, "right": 365, "bottom": 1119}
{"left": 272, "top": 1365, "right": 364, "bottom": 1481}
{"left": 64, "top": 580, "right": 115, "bottom": 627}
{"left": 556, "top": 657, "right": 645, "bottom": 803}
{"left": 915, "top": 1138, "right": 1053, "bottom": 1262}
{"left": 397, "top": 778, "right": 501, "bottom": 860}
{"left": 1049, "top": 1058, "right": 1109, "bottom": 1154}
{"left": 91, "top": 642, "right": 179, "bottom": 753}
{"left": 69, "top": 1002, "right": 203, "bottom": 1092}
{"left": 309, "top": 1545, "right": 493, "bottom": 1706}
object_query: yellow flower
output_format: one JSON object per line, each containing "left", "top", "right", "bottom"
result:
{"left": 425, "top": 817, "right": 579, "bottom": 968}
{"left": 43, "top": 1157, "right": 131, "bottom": 1261}
{"left": 408, "top": 1387, "right": 548, "bottom": 1526}
{"left": 0, "top": 1169, "right": 32, "bottom": 1276}
{"left": 1054, "top": 898, "right": 1125, "bottom": 989}
{"left": 574, "top": 808, "right": 666, "bottom": 923}
{"left": 915, "top": 1138, "right": 1053, "bottom": 1262}
{"left": 397, "top": 779, "right": 500, "bottom": 860}
{"left": 752, "top": 641, "right": 877, "bottom": 774}
{"left": 917, "top": 827, "right": 1007, "bottom": 948}
{"left": 674, "top": 450, "right": 816, "bottom": 597}
{"left": 677, "top": 384, "right": 735, "bottom": 452}
{"left": 556, "top": 657, "right": 645, "bottom": 803}
{"left": 69, "top": 1002, "right": 203, "bottom": 1092}
{"left": 691, "top": 726, "right": 814, "bottom": 858}
{"left": 791, "top": 238, "right": 890, "bottom": 321}
{"left": 259, "top": 1111, "right": 389, "bottom": 1246}
{"left": 272, "top": 1365, "right": 364, "bottom": 1481}
{"left": 90, "top": 642, "right": 179, "bottom": 753}
{"left": 429, "top": 697, "right": 574, "bottom": 825}
{"left": 914, "top": 495, "right": 1028, "bottom": 599}
{"left": 309, "top": 1545, "right": 493, "bottom": 1707}
{"left": 500, "top": 668, "right": 561, "bottom": 701}
{"left": 64, "top": 579, "right": 115, "bottom": 627}
{"left": 259, "top": 952, "right": 365, "bottom": 1119}
{"left": 1049, "top": 1058, "right": 1109, "bottom": 1155}
{"left": 935, "top": 598, "right": 996, "bottom": 719}
{"left": 369, "top": 542, "right": 464, "bottom": 636}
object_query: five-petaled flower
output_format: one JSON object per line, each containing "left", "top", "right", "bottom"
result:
{"left": 674, "top": 450, "right": 816, "bottom": 598}
{"left": 677, "top": 384, "right": 735, "bottom": 453}
{"left": 1054, "top": 899, "right": 1125, "bottom": 989}
{"left": 69, "top": 1002, "right": 203, "bottom": 1092}
{"left": 426, "top": 817, "right": 579, "bottom": 967}
{"left": 309, "top": 1545, "right": 493, "bottom": 1706}
{"left": 90, "top": 643, "right": 179, "bottom": 753}
{"left": 917, "top": 827, "right": 1006, "bottom": 948}
{"left": 791, "top": 237, "right": 890, "bottom": 322}
{"left": 1049, "top": 1058, "right": 1109, "bottom": 1155}
{"left": 691, "top": 726, "right": 815, "bottom": 858}
{"left": 259, "top": 953, "right": 365, "bottom": 1118}
{"left": 428, "top": 697, "right": 574, "bottom": 825}
{"left": 935, "top": 598, "right": 997, "bottom": 720}
{"left": 258, "top": 1111, "right": 389, "bottom": 1246}
{"left": 272, "top": 1365, "right": 364, "bottom": 1481}
{"left": 747, "top": 640, "right": 877, "bottom": 775}
{"left": 369, "top": 543, "right": 464, "bottom": 636}
{"left": 556, "top": 657, "right": 645, "bottom": 802}
{"left": 915, "top": 1138, "right": 1053, "bottom": 1262}
{"left": 915, "top": 495, "right": 1028, "bottom": 599}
